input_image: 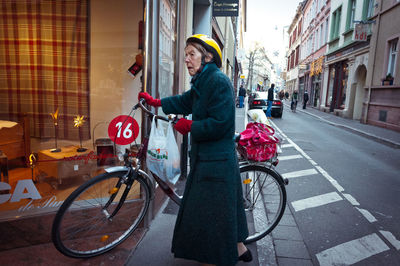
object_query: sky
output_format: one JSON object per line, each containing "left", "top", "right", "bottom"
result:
{"left": 244, "top": 0, "right": 303, "bottom": 63}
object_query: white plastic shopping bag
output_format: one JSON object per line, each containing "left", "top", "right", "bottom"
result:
{"left": 164, "top": 121, "right": 181, "bottom": 184}
{"left": 146, "top": 117, "right": 180, "bottom": 184}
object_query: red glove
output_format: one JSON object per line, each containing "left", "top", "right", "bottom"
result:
{"left": 138, "top": 92, "right": 161, "bottom": 107}
{"left": 174, "top": 118, "right": 192, "bottom": 135}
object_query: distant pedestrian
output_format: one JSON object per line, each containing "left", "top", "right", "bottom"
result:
{"left": 266, "top": 83, "right": 275, "bottom": 118}
{"left": 238, "top": 85, "right": 246, "bottom": 108}
{"left": 285, "top": 91, "right": 289, "bottom": 100}
{"left": 278, "top": 90, "right": 284, "bottom": 101}
{"left": 291, "top": 90, "right": 298, "bottom": 112}
{"left": 303, "top": 90, "right": 309, "bottom": 109}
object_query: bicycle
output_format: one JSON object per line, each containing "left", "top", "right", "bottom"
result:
{"left": 51, "top": 99, "right": 288, "bottom": 258}
{"left": 291, "top": 100, "right": 297, "bottom": 112}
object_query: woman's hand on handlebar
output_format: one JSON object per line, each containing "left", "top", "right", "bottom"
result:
{"left": 174, "top": 118, "right": 192, "bottom": 135}
{"left": 138, "top": 92, "right": 161, "bottom": 107}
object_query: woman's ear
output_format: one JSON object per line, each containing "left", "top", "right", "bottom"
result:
{"left": 205, "top": 52, "right": 213, "bottom": 63}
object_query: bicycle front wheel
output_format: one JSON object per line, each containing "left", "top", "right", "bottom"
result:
{"left": 52, "top": 171, "right": 150, "bottom": 258}
{"left": 241, "top": 164, "right": 287, "bottom": 243}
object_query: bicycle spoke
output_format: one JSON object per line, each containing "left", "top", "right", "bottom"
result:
{"left": 241, "top": 165, "right": 287, "bottom": 243}
{"left": 53, "top": 173, "right": 150, "bottom": 257}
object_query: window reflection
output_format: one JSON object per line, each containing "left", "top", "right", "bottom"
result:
{"left": 159, "top": 0, "right": 177, "bottom": 100}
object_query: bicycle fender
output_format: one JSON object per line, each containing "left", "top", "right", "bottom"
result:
{"left": 105, "top": 166, "right": 129, "bottom": 173}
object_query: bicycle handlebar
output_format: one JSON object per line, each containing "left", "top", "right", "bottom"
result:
{"left": 136, "top": 98, "right": 177, "bottom": 123}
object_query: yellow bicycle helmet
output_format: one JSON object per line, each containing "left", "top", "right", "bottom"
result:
{"left": 186, "top": 34, "right": 222, "bottom": 68}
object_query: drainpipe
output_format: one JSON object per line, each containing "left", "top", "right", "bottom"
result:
{"left": 143, "top": 0, "right": 151, "bottom": 94}
{"left": 142, "top": 0, "right": 152, "bottom": 226}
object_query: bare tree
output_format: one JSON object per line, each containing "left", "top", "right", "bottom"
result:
{"left": 245, "top": 43, "right": 267, "bottom": 91}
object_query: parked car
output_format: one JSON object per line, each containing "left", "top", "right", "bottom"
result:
{"left": 248, "top": 91, "right": 283, "bottom": 118}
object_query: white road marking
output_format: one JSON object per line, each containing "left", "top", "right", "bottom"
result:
{"left": 342, "top": 193, "right": 360, "bottom": 206}
{"left": 315, "top": 165, "right": 345, "bottom": 192}
{"left": 291, "top": 192, "right": 343, "bottom": 212}
{"left": 281, "top": 168, "right": 318, "bottom": 179}
{"left": 281, "top": 143, "right": 293, "bottom": 148}
{"left": 309, "top": 159, "right": 318, "bottom": 166}
{"left": 356, "top": 207, "right": 377, "bottom": 223}
{"left": 379, "top": 230, "right": 400, "bottom": 250}
{"left": 279, "top": 154, "right": 303, "bottom": 161}
{"left": 316, "top": 233, "right": 390, "bottom": 266}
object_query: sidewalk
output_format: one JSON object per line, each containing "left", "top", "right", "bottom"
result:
{"left": 125, "top": 105, "right": 266, "bottom": 266}
{"left": 2, "top": 102, "right": 398, "bottom": 266}
{"left": 286, "top": 102, "right": 400, "bottom": 149}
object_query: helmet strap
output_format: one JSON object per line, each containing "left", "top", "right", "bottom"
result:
{"left": 196, "top": 56, "right": 206, "bottom": 74}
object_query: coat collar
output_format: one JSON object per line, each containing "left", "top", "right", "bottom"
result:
{"left": 190, "top": 63, "right": 218, "bottom": 96}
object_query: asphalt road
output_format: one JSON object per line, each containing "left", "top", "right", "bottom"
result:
{"left": 270, "top": 106, "right": 400, "bottom": 265}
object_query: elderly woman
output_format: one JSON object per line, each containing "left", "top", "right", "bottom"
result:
{"left": 139, "top": 34, "right": 251, "bottom": 266}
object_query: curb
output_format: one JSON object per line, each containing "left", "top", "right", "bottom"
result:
{"left": 284, "top": 103, "right": 400, "bottom": 149}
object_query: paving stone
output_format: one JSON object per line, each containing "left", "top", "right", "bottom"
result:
{"left": 274, "top": 239, "right": 311, "bottom": 259}
{"left": 271, "top": 225, "right": 303, "bottom": 241}
{"left": 278, "top": 213, "right": 297, "bottom": 226}
{"left": 277, "top": 257, "right": 314, "bottom": 266}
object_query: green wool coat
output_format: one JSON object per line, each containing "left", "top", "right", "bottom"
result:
{"left": 161, "top": 63, "right": 249, "bottom": 266}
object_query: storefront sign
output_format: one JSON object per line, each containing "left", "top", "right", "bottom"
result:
{"left": 212, "top": 0, "right": 239, "bottom": 17}
{"left": 353, "top": 23, "right": 368, "bottom": 42}
{"left": 310, "top": 56, "right": 325, "bottom": 77}
{"left": 0, "top": 180, "right": 41, "bottom": 204}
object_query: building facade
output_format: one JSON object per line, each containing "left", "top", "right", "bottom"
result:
{"left": 0, "top": 0, "right": 246, "bottom": 249}
{"left": 322, "top": 0, "right": 372, "bottom": 119}
{"left": 364, "top": 0, "right": 400, "bottom": 131}
{"left": 286, "top": 2, "right": 304, "bottom": 96}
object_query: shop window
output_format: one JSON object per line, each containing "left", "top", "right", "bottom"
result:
{"left": 0, "top": 0, "right": 89, "bottom": 140}
{"left": 327, "top": 66, "right": 335, "bottom": 106}
{"left": 340, "top": 63, "right": 349, "bottom": 109}
{"left": 158, "top": 0, "right": 177, "bottom": 101}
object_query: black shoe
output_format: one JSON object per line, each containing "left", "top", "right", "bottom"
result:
{"left": 238, "top": 248, "right": 252, "bottom": 262}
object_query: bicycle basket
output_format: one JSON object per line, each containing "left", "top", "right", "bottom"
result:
{"left": 238, "top": 122, "right": 280, "bottom": 162}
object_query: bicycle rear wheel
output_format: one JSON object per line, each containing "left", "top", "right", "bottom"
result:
{"left": 52, "top": 171, "right": 150, "bottom": 258}
{"left": 241, "top": 164, "right": 287, "bottom": 243}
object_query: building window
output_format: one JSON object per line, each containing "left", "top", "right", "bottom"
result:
{"left": 331, "top": 7, "right": 342, "bottom": 40}
{"left": 364, "top": 0, "right": 374, "bottom": 19}
{"left": 387, "top": 38, "right": 398, "bottom": 77}
{"left": 320, "top": 23, "right": 324, "bottom": 47}
{"left": 347, "top": 0, "right": 356, "bottom": 30}
{"left": 325, "top": 17, "right": 329, "bottom": 43}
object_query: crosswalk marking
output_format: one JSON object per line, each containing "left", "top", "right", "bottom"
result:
{"left": 316, "top": 233, "right": 390, "bottom": 266}
{"left": 281, "top": 168, "right": 318, "bottom": 179}
{"left": 291, "top": 192, "right": 343, "bottom": 212}
{"left": 379, "top": 230, "right": 400, "bottom": 250}
{"left": 356, "top": 207, "right": 377, "bottom": 223}
{"left": 281, "top": 143, "right": 293, "bottom": 148}
{"left": 278, "top": 154, "right": 303, "bottom": 161}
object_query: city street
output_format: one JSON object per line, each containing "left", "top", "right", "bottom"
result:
{"left": 271, "top": 103, "right": 400, "bottom": 265}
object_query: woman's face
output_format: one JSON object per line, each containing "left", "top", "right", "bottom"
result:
{"left": 184, "top": 44, "right": 203, "bottom": 76}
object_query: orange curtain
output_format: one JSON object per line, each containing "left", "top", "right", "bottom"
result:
{"left": 0, "top": 0, "right": 89, "bottom": 140}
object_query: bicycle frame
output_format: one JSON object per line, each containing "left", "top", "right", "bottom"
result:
{"left": 105, "top": 100, "right": 183, "bottom": 209}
